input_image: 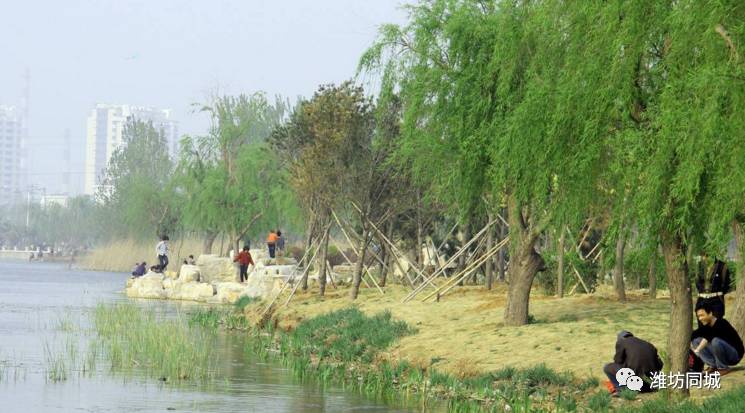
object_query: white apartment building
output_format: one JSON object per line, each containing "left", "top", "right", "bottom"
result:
{"left": 83, "top": 104, "right": 179, "bottom": 195}
{"left": 0, "top": 105, "right": 27, "bottom": 205}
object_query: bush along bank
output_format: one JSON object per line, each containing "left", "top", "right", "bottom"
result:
{"left": 232, "top": 306, "right": 612, "bottom": 412}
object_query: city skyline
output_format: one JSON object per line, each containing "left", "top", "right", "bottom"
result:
{"left": 84, "top": 103, "right": 179, "bottom": 195}
{"left": 0, "top": 0, "right": 408, "bottom": 198}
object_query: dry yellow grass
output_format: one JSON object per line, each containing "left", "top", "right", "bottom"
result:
{"left": 79, "top": 237, "right": 213, "bottom": 273}
{"left": 257, "top": 283, "right": 745, "bottom": 398}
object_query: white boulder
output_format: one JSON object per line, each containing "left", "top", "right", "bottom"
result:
{"left": 170, "top": 281, "right": 215, "bottom": 302}
{"left": 178, "top": 264, "right": 200, "bottom": 282}
{"left": 212, "top": 282, "right": 252, "bottom": 304}
{"left": 125, "top": 273, "right": 167, "bottom": 299}
{"left": 196, "top": 254, "right": 237, "bottom": 283}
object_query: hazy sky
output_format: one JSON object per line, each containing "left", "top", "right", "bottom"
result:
{"left": 0, "top": 0, "right": 408, "bottom": 195}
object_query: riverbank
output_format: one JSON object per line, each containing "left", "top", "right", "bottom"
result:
{"left": 243, "top": 283, "right": 745, "bottom": 411}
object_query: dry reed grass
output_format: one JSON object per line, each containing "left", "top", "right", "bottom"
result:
{"left": 79, "top": 237, "right": 214, "bottom": 273}
{"left": 254, "top": 283, "right": 745, "bottom": 399}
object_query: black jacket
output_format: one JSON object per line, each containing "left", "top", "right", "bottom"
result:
{"left": 696, "top": 259, "right": 731, "bottom": 294}
{"left": 692, "top": 318, "right": 744, "bottom": 361}
{"left": 614, "top": 336, "right": 664, "bottom": 380}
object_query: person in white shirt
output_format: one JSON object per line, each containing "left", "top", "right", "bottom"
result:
{"left": 156, "top": 235, "right": 169, "bottom": 272}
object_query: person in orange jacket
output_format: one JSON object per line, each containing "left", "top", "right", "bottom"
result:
{"left": 233, "top": 246, "right": 255, "bottom": 282}
{"left": 267, "top": 230, "right": 279, "bottom": 259}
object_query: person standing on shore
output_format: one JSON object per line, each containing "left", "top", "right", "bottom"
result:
{"left": 276, "top": 231, "right": 285, "bottom": 257}
{"left": 267, "top": 230, "right": 279, "bottom": 259}
{"left": 233, "top": 246, "right": 255, "bottom": 283}
{"left": 156, "top": 235, "right": 170, "bottom": 272}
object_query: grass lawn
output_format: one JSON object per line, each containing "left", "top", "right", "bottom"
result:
{"left": 246, "top": 281, "right": 745, "bottom": 409}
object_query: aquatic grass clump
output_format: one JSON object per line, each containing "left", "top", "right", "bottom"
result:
{"left": 92, "top": 303, "right": 216, "bottom": 382}
{"left": 288, "top": 307, "right": 416, "bottom": 363}
{"left": 43, "top": 341, "right": 68, "bottom": 382}
{"left": 234, "top": 296, "right": 257, "bottom": 311}
{"left": 189, "top": 307, "right": 250, "bottom": 330}
{"left": 189, "top": 308, "right": 221, "bottom": 329}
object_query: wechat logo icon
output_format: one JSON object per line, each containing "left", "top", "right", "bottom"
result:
{"left": 616, "top": 367, "right": 643, "bottom": 392}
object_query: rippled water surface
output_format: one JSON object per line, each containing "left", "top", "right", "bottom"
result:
{"left": 0, "top": 260, "right": 416, "bottom": 413}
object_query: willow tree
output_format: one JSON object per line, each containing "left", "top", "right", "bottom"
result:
{"left": 180, "top": 93, "right": 293, "bottom": 255}
{"left": 360, "top": 1, "right": 630, "bottom": 325}
{"left": 631, "top": 1, "right": 745, "bottom": 380}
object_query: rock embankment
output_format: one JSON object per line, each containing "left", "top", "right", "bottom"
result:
{"left": 125, "top": 250, "right": 297, "bottom": 304}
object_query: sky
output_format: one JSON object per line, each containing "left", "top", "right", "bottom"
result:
{"left": 0, "top": 0, "right": 408, "bottom": 195}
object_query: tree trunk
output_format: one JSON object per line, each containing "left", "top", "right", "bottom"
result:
{"left": 661, "top": 232, "right": 691, "bottom": 392}
{"left": 416, "top": 198, "right": 424, "bottom": 268}
{"left": 318, "top": 225, "right": 331, "bottom": 296}
{"left": 301, "top": 216, "right": 316, "bottom": 291}
{"left": 613, "top": 228, "right": 627, "bottom": 303}
{"left": 486, "top": 213, "right": 495, "bottom": 290}
{"left": 202, "top": 231, "right": 217, "bottom": 254}
{"left": 648, "top": 246, "right": 657, "bottom": 299}
{"left": 557, "top": 227, "right": 565, "bottom": 298}
{"left": 457, "top": 224, "right": 469, "bottom": 286}
{"left": 351, "top": 226, "right": 371, "bottom": 300}
{"left": 503, "top": 198, "right": 544, "bottom": 326}
{"left": 231, "top": 232, "right": 240, "bottom": 261}
{"left": 504, "top": 240, "right": 544, "bottom": 326}
{"left": 379, "top": 237, "right": 389, "bottom": 287}
{"left": 379, "top": 221, "right": 393, "bottom": 286}
{"left": 730, "top": 221, "right": 745, "bottom": 336}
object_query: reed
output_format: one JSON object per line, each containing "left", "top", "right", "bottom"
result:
{"left": 79, "top": 237, "right": 209, "bottom": 272}
{"left": 189, "top": 307, "right": 251, "bottom": 331}
{"left": 92, "top": 303, "right": 216, "bottom": 382}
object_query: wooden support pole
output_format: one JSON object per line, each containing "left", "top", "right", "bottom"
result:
{"left": 403, "top": 219, "right": 497, "bottom": 302}
{"left": 351, "top": 203, "right": 425, "bottom": 290}
{"left": 281, "top": 239, "right": 324, "bottom": 307}
{"left": 422, "top": 237, "right": 508, "bottom": 302}
{"left": 331, "top": 210, "right": 386, "bottom": 284}
{"left": 258, "top": 236, "right": 321, "bottom": 318}
{"left": 570, "top": 263, "right": 590, "bottom": 294}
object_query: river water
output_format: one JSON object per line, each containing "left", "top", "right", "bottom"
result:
{"left": 0, "top": 261, "right": 413, "bottom": 412}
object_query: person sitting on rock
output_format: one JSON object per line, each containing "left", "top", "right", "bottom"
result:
{"left": 187, "top": 254, "right": 196, "bottom": 265}
{"left": 233, "top": 246, "right": 255, "bottom": 283}
{"left": 691, "top": 301, "right": 744, "bottom": 376}
{"left": 603, "top": 330, "right": 663, "bottom": 396}
{"left": 131, "top": 262, "right": 146, "bottom": 277}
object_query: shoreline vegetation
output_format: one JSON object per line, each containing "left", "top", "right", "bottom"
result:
{"left": 33, "top": 287, "right": 745, "bottom": 411}
{"left": 233, "top": 285, "right": 745, "bottom": 412}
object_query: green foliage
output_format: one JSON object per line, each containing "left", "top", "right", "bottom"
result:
{"left": 188, "top": 307, "right": 250, "bottom": 330}
{"left": 92, "top": 303, "right": 215, "bottom": 382}
{"left": 619, "top": 385, "right": 745, "bottom": 413}
{"left": 98, "top": 119, "right": 179, "bottom": 239}
{"left": 288, "top": 307, "right": 416, "bottom": 363}
{"left": 586, "top": 391, "right": 611, "bottom": 412}
{"left": 234, "top": 296, "right": 257, "bottom": 311}
{"left": 178, "top": 93, "right": 300, "bottom": 247}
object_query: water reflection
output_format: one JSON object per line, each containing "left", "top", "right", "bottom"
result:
{"left": 0, "top": 261, "right": 416, "bottom": 412}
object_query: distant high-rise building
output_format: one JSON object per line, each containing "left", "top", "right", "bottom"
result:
{"left": 0, "top": 105, "right": 27, "bottom": 205}
{"left": 83, "top": 104, "right": 179, "bottom": 195}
